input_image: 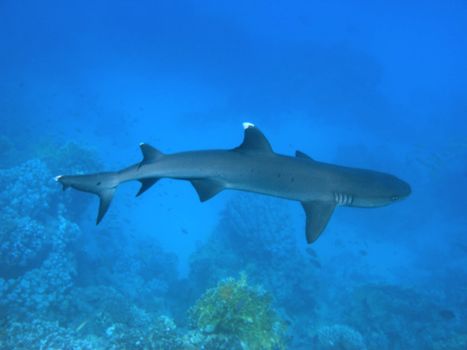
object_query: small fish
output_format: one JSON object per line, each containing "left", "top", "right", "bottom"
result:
{"left": 439, "top": 309, "right": 455, "bottom": 320}
{"left": 181, "top": 227, "right": 189, "bottom": 235}
{"left": 76, "top": 320, "right": 89, "bottom": 332}
{"left": 359, "top": 249, "right": 368, "bottom": 256}
{"left": 310, "top": 259, "right": 321, "bottom": 269}
{"left": 334, "top": 239, "right": 344, "bottom": 247}
{"left": 306, "top": 247, "right": 317, "bottom": 258}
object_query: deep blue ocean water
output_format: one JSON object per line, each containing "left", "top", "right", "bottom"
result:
{"left": 1, "top": 1, "right": 466, "bottom": 349}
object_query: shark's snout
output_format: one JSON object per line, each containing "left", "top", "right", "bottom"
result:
{"left": 402, "top": 181, "right": 412, "bottom": 197}
{"left": 391, "top": 178, "right": 411, "bottom": 202}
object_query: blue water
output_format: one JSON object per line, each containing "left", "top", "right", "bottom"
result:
{"left": 1, "top": 1, "right": 466, "bottom": 349}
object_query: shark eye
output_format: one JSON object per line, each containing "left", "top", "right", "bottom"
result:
{"left": 391, "top": 195, "right": 399, "bottom": 201}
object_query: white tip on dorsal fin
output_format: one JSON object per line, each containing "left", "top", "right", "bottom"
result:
{"left": 54, "top": 175, "right": 63, "bottom": 182}
{"left": 235, "top": 122, "right": 273, "bottom": 154}
{"left": 242, "top": 122, "right": 255, "bottom": 130}
{"left": 138, "top": 143, "right": 164, "bottom": 168}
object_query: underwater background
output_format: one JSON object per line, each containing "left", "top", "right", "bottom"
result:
{"left": 1, "top": 0, "right": 466, "bottom": 349}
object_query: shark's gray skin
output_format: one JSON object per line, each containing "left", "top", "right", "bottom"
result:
{"left": 55, "top": 123, "right": 411, "bottom": 244}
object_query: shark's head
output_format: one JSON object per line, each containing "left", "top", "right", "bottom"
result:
{"left": 350, "top": 170, "right": 411, "bottom": 208}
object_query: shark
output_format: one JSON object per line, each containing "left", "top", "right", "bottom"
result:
{"left": 55, "top": 122, "right": 411, "bottom": 244}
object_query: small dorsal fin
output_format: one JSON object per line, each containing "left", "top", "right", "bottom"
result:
{"left": 139, "top": 143, "right": 164, "bottom": 168}
{"left": 234, "top": 122, "right": 273, "bottom": 154}
{"left": 295, "top": 150, "right": 314, "bottom": 161}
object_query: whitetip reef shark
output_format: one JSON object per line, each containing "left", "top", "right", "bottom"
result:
{"left": 55, "top": 123, "right": 411, "bottom": 244}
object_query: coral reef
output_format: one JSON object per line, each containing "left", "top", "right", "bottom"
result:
{"left": 189, "top": 195, "right": 319, "bottom": 313}
{"left": 1, "top": 250, "right": 76, "bottom": 316}
{"left": 0, "top": 159, "right": 55, "bottom": 219}
{"left": 187, "top": 194, "right": 319, "bottom": 348}
{"left": 0, "top": 319, "right": 104, "bottom": 350}
{"left": 0, "top": 159, "right": 81, "bottom": 318}
{"left": 189, "top": 273, "right": 287, "bottom": 350}
{"left": 340, "top": 283, "right": 467, "bottom": 349}
{"left": 311, "top": 324, "right": 366, "bottom": 350}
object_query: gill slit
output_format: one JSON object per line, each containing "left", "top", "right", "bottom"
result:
{"left": 334, "top": 192, "right": 353, "bottom": 206}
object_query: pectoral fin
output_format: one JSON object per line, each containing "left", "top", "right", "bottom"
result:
{"left": 191, "top": 179, "right": 224, "bottom": 202}
{"left": 302, "top": 201, "right": 336, "bottom": 244}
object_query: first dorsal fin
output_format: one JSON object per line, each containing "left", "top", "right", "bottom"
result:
{"left": 139, "top": 143, "right": 164, "bottom": 168}
{"left": 234, "top": 122, "right": 273, "bottom": 154}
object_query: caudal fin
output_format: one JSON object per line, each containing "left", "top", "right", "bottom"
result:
{"left": 55, "top": 172, "right": 119, "bottom": 224}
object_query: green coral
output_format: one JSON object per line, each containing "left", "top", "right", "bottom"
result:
{"left": 189, "top": 273, "right": 287, "bottom": 350}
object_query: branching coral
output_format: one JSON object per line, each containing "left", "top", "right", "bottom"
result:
{"left": 189, "top": 273, "right": 287, "bottom": 350}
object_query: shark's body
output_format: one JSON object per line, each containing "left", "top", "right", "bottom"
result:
{"left": 56, "top": 123, "right": 411, "bottom": 243}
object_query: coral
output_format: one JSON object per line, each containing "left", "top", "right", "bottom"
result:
{"left": 341, "top": 283, "right": 467, "bottom": 349}
{"left": 0, "top": 159, "right": 83, "bottom": 318}
{"left": 0, "top": 210, "right": 47, "bottom": 270}
{"left": 58, "top": 285, "right": 153, "bottom": 333}
{"left": 0, "top": 160, "right": 81, "bottom": 273}
{"left": 88, "top": 314, "right": 183, "bottom": 350}
{"left": 74, "top": 233, "right": 179, "bottom": 315}
{"left": 146, "top": 315, "right": 183, "bottom": 349}
{"left": 55, "top": 285, "right": 184, "bottom": 349}
{"left": 0, "top": 319, "right": 104, "bottom": 350}
{"left": 1, "top": 250, "right": 76, "bottom": 316}
{"left": 181, "top": 330, "right": 244, "bottom": 350}
{"left": 189, "top": 273, "right": 287, "bottom": 350}
{"left": 0, "top": 159, "right": 55, "bottom": 218}
{"left": 311, "top": 324, "right": 366, "bottom": 350}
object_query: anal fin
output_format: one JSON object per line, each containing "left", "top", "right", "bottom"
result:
{"left": 302, "top": 201, "right": 336, "bottom": 244}
{"left": 97, "top": 188, "right": 116, "bottom": 224}
{"left": 191, "top": 179, "right": 224, "bottom": 202}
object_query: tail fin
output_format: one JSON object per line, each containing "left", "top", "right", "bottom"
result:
{"left": 55, "top": 172, "right": 119, "bottom": 224}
